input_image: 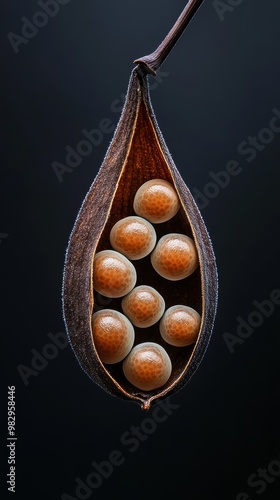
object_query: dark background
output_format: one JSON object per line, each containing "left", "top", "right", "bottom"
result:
{"left": 1, "top": 1, "right": 280, "bottom": 499}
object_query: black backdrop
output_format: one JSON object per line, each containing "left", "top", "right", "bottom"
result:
{"left": 1, "top": 1, "right": 280, "bottom": 499}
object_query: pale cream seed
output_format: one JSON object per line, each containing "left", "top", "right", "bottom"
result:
{"left": 93, "top": 250, "right": 137, "bottom": 298}
{"left": 160, "top": 305, "right": 201, "bottom": 347}
{"left": 121, "top": 285, "right": 165, "bottom": 328}
{"left": 109, "top": 216, "right": 156, "bottom": 260}
{"left": 133, "top": 179, "right": 180, "bottom": 223}
{"left": 123, "top": 342, "right": 172, "bottom": 391}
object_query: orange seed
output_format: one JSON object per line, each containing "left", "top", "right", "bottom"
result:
{"left": 92, "top": 309, "right": 135, "bottom": 364}
{"left": 160, "top": 305, "right": 201, "bottom": 347}
{"left": 93, "top": 250, "right": 137, "bottom": 298}
{"left": 133, "top": 179, "right": 180, "bottom": 223}
{"left": 121, "top": 285, "right": 165, "bottom": 328}
{"left": 122, "top": 342, "right": 172, "bottom": 391}
{"left": 109, "top": 216, "right": 156, "bottom": 260}
{"left": 151, "top": 233, "right": 198, "bottom": 280}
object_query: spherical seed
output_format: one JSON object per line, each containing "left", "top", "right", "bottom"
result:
{"left": 151, "top": 233, "right": 198, "bottom": 281}
{"left": 160, "top": 305, "right": 201, "bottom": 347}
{"left": 133, "top": 179, "right": 180, "bottom": 223}
{"left": 123, "top": 342, "right": 172, "bottom": 391}
{"left": 109, "top": 216, "right": 156, "bottom": 260}
{"left": 121, "top": 285, "right": 165, "bottom": 328}
{"left": 93, "top": 250, "right": 137, "bottom": 298}
{"left": 92, "top": 309, "right": 135, "bottom": 364}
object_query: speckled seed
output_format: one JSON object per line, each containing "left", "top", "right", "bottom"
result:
{"left": 109, "top": 216, "right": 156, "bottom": 260}
{"left": 121, "top": 285, "right": 165, "bottom": 328}
{"left": 151, "top": 233, "right": 198, "bottom": 281}
{"left": 133, "top": 179, "right": 180, "bottom": 223}
{"left": 123, "top": 342, "right": 172, "bottom": 391}
{"left": 160, "top": 305, "right": 201, "bottom": 347}
{"left": 92, "top": 309, "right": 135, "bottom": 364}
{"left": 93, "top": 250, "right": 137, "bottom": 298}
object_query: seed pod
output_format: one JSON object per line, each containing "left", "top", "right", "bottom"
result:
{"left": 62, "top": 0, "right": 218, "bottom": 410}
{"left": 62, "top": 65, "right": 217, "bottom": 410}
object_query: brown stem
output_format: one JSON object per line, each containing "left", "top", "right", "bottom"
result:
{"left": 134, "top": 0, "right": 204, "bottom": 76}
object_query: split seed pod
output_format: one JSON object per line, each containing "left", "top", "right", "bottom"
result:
{"left": 62, "top": 0, "right": 218, "bottom": 410}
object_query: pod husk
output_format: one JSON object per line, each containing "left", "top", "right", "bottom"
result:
{"left": 62, "top": 67, "right": 218, "bottom": 410}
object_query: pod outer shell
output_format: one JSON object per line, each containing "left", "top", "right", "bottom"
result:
{"left": 62, "top": 67, "right": 218, "bottom": 410}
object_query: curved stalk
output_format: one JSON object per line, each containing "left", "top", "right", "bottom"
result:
{"left": 134, "top": 0, "right": 204, "bottom": 75}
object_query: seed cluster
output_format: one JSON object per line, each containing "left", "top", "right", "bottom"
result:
{"left": 92, "top": 179, "right": 201, "bottom": 391}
